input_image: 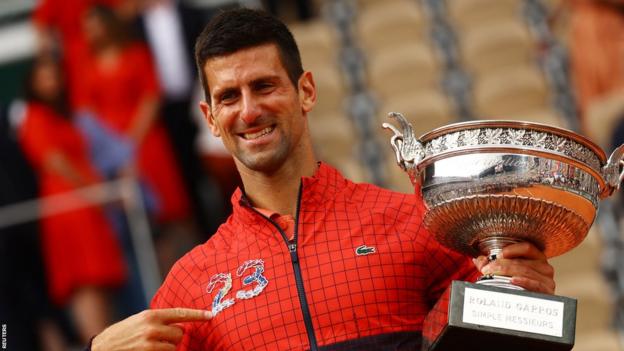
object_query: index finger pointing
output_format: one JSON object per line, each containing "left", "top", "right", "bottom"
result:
{"left": 153, "top": 308, "right": 213, "bottom": 324}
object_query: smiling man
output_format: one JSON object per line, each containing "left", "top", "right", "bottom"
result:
{"left": 197, "top": 41, "right": 317, "bottom": 215}
{"left": 91, "top": 8, "right": 555, "bottom": 351}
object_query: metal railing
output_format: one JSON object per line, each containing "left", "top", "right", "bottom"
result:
{"left": 0, "top": 177, "right": 161, "bottom": 305}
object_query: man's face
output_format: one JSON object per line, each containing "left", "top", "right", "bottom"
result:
{"left": 200, "top": 44, "right": 316, "bottom": 174}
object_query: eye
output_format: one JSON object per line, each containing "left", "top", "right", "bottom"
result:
{"left": 255, "top": 81, "right": 275, "bottom": 93}
{"left": 218, "top": 90, "right": 239, "bottom": 105}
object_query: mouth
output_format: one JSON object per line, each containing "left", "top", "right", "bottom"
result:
{"left": 240, "top": 125, "right": 275, "bottom": 140}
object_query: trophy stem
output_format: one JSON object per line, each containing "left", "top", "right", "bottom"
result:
{"left": 476, "top": 237, "right": 525, "bottom": 290}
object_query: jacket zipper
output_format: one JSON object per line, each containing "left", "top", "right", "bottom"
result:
{"left": 246, "top": 183, "right": 319, "bottom": 351}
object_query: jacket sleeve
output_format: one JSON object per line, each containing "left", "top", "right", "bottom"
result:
{"left": 150, "top": 263, "right": 195, "bottom": 350}
{"left": 423, "top": 234, "right": 481, "bottom": 308}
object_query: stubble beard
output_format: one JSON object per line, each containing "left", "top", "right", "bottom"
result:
{"left": 235, "top": 135, "right": 293, "bottom": 175}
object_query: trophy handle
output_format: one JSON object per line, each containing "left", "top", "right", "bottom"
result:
{"left": 602, "top": 144, "right": 624, "bottom": 196}
{"left": 382, "top": 112, "right": 425, "bottom": 171}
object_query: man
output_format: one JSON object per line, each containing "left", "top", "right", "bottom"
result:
{"left": 91, "top": 8, "right": 554, "bottom": 350}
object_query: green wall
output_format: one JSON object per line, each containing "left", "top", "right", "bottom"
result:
{"left": 0, "top": 57, "right": 33, "bottom": 106}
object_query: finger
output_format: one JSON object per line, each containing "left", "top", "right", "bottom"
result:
{"left": 501, "top": 242, "right": 547, "bottom": 260}
{"left": 144, "top": 324, "right": 185, "bottom": 344}
{"left": 482, "top": 258, "right": 554, "bottom": 277}
{"left": 149, "top": 341, "right": 178, "bottom": 351}
{"left": 481, "top": 259, "right": 555, "bottom": 293}
{"left": 472, "top": 256, "right": 489, "bottom": 271}
{"left": 511, "top": 276, "right": 556, "bottom": 295}
{"left": 133, "top": 339, "right": 177, "bottom": 351}
{"left": 151, "top": 308, "right": 212, "bottom": 324}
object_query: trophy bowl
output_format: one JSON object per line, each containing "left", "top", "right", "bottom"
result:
{"left": 383, "top": 112, "right": 624, "bottom": 289}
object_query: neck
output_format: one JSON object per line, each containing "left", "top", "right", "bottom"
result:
{"left": 238, "top": 149, "right": 317, "bottom": 217}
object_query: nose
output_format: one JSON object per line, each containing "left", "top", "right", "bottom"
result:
{"left": 240, "top": 92, "right": 262, "bottom": 125}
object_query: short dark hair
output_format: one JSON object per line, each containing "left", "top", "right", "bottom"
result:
{"left": 194, "top": 8, "right": 304, "bottom": 103}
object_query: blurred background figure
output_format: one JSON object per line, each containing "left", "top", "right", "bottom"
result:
{"left": 0, "top": 97, "right": 57, "bottom": 350}
{"left": 18, "top": 55, "right": 126, "bottom": 344}
{"left": 31, "top": 0, "right": 122, "bottom": 108}
{"left": 78, "top": 5, "right": 197, "bottom": 275}
{"left": 565, "top": 0, "right": 624, "bottom": 134}
{"left": 140, "top": 0, "right": 220, "bottom": 235}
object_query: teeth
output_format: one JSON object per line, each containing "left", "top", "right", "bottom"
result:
{"left": 243, "top": 126, "right": 273, "bottom": 140}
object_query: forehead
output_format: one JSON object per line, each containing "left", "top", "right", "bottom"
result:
{"left": 203, "top": 44, "right": 288, "bottom": 88}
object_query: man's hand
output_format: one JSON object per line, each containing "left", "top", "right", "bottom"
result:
{"left": 91, "top": 308, "right": 212, "bottom": 351}
{"left": 472, "top": 242, "right": 555, "bottom": 295}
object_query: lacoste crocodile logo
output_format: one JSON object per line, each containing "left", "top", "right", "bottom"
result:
{"left": 355, "top": 245, "right": 376, "bottom": 256}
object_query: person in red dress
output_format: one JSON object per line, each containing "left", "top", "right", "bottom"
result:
{"left": 79, "top": 5, "right": 195, "bottom": 274}
{"left": 18, "top": 56, "right": 126, "bottom": 343}
{"left": 31, "top": 0, "right": 126, "bottom": 108}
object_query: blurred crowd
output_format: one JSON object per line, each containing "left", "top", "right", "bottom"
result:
{"left": 565, "top": 0, "right": 624, "bottom": 143}
{"left": 0, "top": 0, "right": 313, "bottom": 349}
{"left": 3, "top": 0, "right": 624, "bottom": 349}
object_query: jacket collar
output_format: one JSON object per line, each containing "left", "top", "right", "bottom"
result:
{"left": 230, "top": 162, "right": 347, "bottom": 225}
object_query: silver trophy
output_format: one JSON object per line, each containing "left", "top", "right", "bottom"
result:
{"left": 383, "top": 112, "right": 624, "bottom": 350}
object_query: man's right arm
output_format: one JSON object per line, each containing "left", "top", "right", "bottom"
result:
{"left": 90, "top": 308, "right": 212, "bottom": 351}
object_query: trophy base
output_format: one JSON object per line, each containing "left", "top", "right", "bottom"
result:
{"left": 423, "top": 281, "right": 577, "bottom": 351}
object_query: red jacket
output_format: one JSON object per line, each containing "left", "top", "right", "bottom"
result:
{"left": 151, "top": 163, "right": 479, "bottom": 350}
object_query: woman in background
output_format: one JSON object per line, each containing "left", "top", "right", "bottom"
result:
{"left": 18, "top": 56, "right": 126, "bottom": 343}
{"left": 79, "top": 5, "right": 195, "bottom": 274}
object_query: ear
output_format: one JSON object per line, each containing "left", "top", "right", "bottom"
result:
{"left": 298, "top": 71, "right": 316, "bottom": 114}
{"left": 199, "top": 100, "right": 220, "bottom": 137}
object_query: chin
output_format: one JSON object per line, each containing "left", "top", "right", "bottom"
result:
{"left": 239, "top": 150, "right": 289, "bottom": 174}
